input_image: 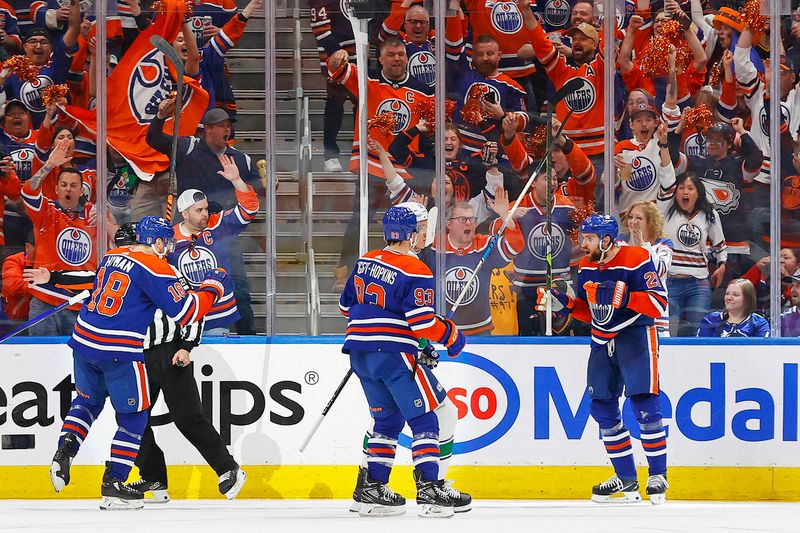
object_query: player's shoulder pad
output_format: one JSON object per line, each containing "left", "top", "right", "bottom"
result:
{"left": 617, "top": 245, "right": 653, "bottom": 268}
{"left": 364, "top": 249, "right": 433, "bottom": 277}
{"left": 124, "top": 250, "right": 179, "bottom": 277}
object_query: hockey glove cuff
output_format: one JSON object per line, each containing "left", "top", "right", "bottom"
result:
{"left": 585, "top": 280, "right": 629, "bottom": 308}
{"left": 418, "top": 342, "right": 440, "bottom": 368}
{"left": 198, "top": 268, "right": 228, "bottom": 302}
{"left": 440, "top": 317, "right": 466, "bottom": 358}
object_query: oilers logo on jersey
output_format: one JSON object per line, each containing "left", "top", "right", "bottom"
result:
{"left": 527, "top": 222, "right": 566, "bottom": 260}
{"left": 376, "top": 99, "right": 412, "bottom": 134}
{"left": 19, "top": 75, "right": 53, "bottom": 113}
{"left": 543, "top": 0, "right": 570, "bottom": 27}
{"left": 758, "top": 102, "right": 790, "bottom": 137}
{"left": 177, "top": 246, "right": 218, "bottom": 287}
{"left": 589, "top": 301, "right": 616, "bottom": 326}
{"left": 683, "top": 132, "right": 705, "bottom": 158}
{"left": 677, "top": 223, "right": 702, "bottom": 247}
{"left": 11, "top": 147, "right": 34, "bottom": 181}
{"left": 490, "top": 2, "right": 523, "bottom": 34}
{"left": 408, "top": 52, "right": 436, "bottom": 87}
{"left": 783, "top": 175, "right": 800, "bottom": 210}
{"left": 701, "top": 175, "right": 741, "bottom": 215}
{"left": 563, "top": 79, "right": 595, "bottom": 114}
{"left": 628, "top": 156, "right": 657, "bottom": 192}
{"left": 56, "top": 228, "right": 92, "bottom": 267}
{"left": 445, "top": 266, "right": 479, "bottom": 306}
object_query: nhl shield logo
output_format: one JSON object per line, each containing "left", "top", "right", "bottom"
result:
{"left": 376, "top": 99, "right": 411, "bottom": 134}
{"left": 56, "top": 228, "right": 92, "bottom": 267}
{"left": 543, "top": 0, "right": 570, "bottom": 27}
{"left": 491, "top": 2, "right": 523, "bottom": 34}
{"left": 178, "top": 246, "right": 218, "bottom": 287}
{"left": 677, "top": 223, "right": 701, "bottom": 247}
{"left": 408, "top": 51, "right": 437, "bottom": 87}
{"left": 563, "top": 78, "right": 595, "bottom": 114}
{"left": 527, "top": 222, "right": 565, "bottom": 260}
{"left": 445, "top": 266, "right": 478, "bottom": 306}
{"left": 628, "top": 156, "right": 657, "bottom": 192}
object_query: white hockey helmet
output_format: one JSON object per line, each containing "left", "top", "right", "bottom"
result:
{"left": 395, "top": 201, "right": 428, "bottom": 223}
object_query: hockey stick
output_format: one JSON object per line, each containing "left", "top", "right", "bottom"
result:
{"left": 149, "top": 35, "right": 184, "bottom": 222}
{"left": 0, "top": 290, "right": 90, "bottom": 343}
{"left": 298, "top": 368, "right": 353, "bottom": 452}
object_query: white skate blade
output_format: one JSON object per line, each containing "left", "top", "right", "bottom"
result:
{"left": 649, "top": 493, "right": 667, "bottom": 505}
{"left": 454, "top": 502, "right": 472, "bottom": 513}
{"left": 50, "top": 463, "right": 66, "bottom": 493}
{"left": 143, "top": 489, "right": 171, "bottom": 504}
{"left": 224, "top": 470, "right": 247, "bottom": 500}
{"left": 358, "top": 503, "right": 406, "bottom": 517}
{"left": 591, "top": 491, "right": 642, "bottom": 504}
{"left": 99, "top": 496, "right": 144, "bottom": 510}
{"left": 349, "top": 500, "right": 361, "bottom": 513}
{"left": 417, "top": 503, "right": 455, "bottom": 518}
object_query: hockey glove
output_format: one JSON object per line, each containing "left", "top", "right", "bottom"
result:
{"left": 584, "top": 280, "right": 629, "bottom": 309}
{"left": 441, "top": 317, "right": 466, "bottom": 358}
{"left": 418, "top": 342, "right": 440, "bottom": 369}
{"left": 198, "top": 268, "right": 228, "bottom": 302}
{"left": 535, "top": 286, "right": 573, "bottom": 319}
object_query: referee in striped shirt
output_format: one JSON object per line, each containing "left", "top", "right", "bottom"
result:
{"left": 24, "top": 223, "right": 247, "bottom": 501}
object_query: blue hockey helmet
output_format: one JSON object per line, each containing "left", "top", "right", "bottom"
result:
{"left": 579, "top": 213, "right": 618, "bottom": 242}
{"left": 136, "top": 216, "right": 175, "bottom": 250}
{"left": 383, "top": 206, "right": 418, "bottom": 242}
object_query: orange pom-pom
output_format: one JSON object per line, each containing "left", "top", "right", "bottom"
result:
{"left": 42, "top": 84, "right": 69, "bottom": 107}
{"left": 709, "top": 60, "right": 724, "bottom": 87}
{"left": 740, "top": 0, "right": 767, "bottom": 35}
{"left": 416, "top": 98, "right": 458, "bottom": 132}
{"left": 640, "top": 20, "right": 692, "bottom": 78}
{"left": 521, "top": 124, "right": 548, "bottom": 160}
{"left": 445, "top": 99, "right": 457, "bottom": 122}
{"left": 3, "top": 55, "right": 38, "bottom": 83}
{"left": 151, "top": 0, "right": 193, "bottom": 17}
{"left": 685, "top": 104, "right": 713, "bottom": 133}
{"left": 367, "top": 112, "right": 397, "bottom": 135}
{"left": 460, "top": 85, "right": 489, "bottom": 126}
{"left": 569, "top": 204, "right": 596, "bottom": 242}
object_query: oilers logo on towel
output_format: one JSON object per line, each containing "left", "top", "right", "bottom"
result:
{"left": 543, "top": 0, "right": 570, "bottom": 27}
{"left": 491, "top": 2, "right": 523, "bottom": 34}
{"left": 408, "top": 51, "right": 436, "bottom": 87}
{"left": 446, "top": 266, "right": 479, "bottom": 306}
{"left": 177, "top": 246, "right": 218, "bottom": 287}
{"left": 56, "top": 228, "right": 92, "bottom": 266}
{"left": 376, "top": 99, "right": 412, "bottom": 134}
{"left": 527, "top": 222, "right": 566, "bottom": 261}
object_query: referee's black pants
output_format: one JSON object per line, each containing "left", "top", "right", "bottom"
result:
{"left": 135, "top": 339, "right": 237, "bottom": 483}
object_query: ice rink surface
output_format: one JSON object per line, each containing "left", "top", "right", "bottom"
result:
{"left": 2, "top": 499, "right": 799, "bottom": 533}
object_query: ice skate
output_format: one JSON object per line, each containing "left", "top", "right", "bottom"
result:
{"left": 443, "top": 479, "right": 472, "bottom": 513}
{"left": 99, "top": 462, "right": 144, "bottom": 510}
{"left": 50, "top": 434, "right": 79, "bottom": 493}
{"left": 414, "top": 470, "right": 454, "bottom": 518}
{"left": 218, "top": 467, "right": 247, "bottom": 499}
{"left": 128, "top": 478, "right": 170, "bottom": 503}
{"left": 358, "top": 474, "right": 406, "bottom": 517}
{"left": 349, "top": 466, "right": 367, "bottom": 513}
{"left": 646, "top": 474, "right": 669, "bottom": 505}
{"left": 591, "top": 475, "right": 641, "bottom": 503}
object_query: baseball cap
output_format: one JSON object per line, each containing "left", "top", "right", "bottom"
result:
{"left": 3, "top": 99, "right": 29, "bottom": 116}
{"left": 567, "top": 22, "right": 599, "bottom": 44}
{"left": 630, "top": 102, "right": 658, "bottom": 119}
{"left": 24, "top": 28, "right": 51, "bottom": 43}
{"left": 201, "top": 108, "right": 236, "bottom": 126}
{"left": 176, "top": 189, "right": 207, "bottom": 212}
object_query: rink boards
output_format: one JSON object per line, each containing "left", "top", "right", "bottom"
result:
{"left": 1, "top": 337, "right": 799, "bottom": 500}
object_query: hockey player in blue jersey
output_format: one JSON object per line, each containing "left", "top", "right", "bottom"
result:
{"left": 49, "top": 216, "right": 228, "bottom": 510}
{"left": 536, "top": 214, "right": 670, "bottom": 504}
{"left": 339, "top": 206, "right": 467, "bottom": 518}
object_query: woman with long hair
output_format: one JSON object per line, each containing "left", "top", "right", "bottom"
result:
{"left": 697, "top": 278, "right": 769, "bottom": 337}
{"left": 659, "top": 172, "right": 727, "bottom": 336}
{"left": 625, "top": 200, "right": 673, "bottom": 336}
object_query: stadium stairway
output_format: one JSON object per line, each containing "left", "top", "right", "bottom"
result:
{"left": 229, "top": 1, "right": 384, "bottom": 334}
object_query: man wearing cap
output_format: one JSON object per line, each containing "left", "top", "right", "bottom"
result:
{"left": 614, "top": 102, "right": 676, "bottom": 217}
{"left": 0, "top": 1, "right": 80, "bottom": 127}
{"left": 147, "top": 99, "right": 261, "bottom": 210}
{"left": 168, "top": 153, "right": 259, "bottom": 335}
{"left": 0, "top": 99, "right": 37, "bottom": 245}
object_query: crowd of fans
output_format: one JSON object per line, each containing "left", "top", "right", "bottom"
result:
{"left": 313, "top": 0, "right": 800, "bottom": 337}
{"left": 0, "top": 0, "right": 264, "bottom": 337}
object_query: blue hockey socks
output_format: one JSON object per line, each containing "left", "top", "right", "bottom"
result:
{"left": 109, "top": 411, "right": 148, "bottom": 481}
{"left": 408, "top": 410, "right": 440, "bottom": 482}
{"left": 590, "top": 399, "right": 636, "bottom": 481}
{"left": 60, "top": 397, "right": 104, "bottom": 448}
{"left": 366, "top": 412, "right": 403, "bottom": 483}
{"left": 630, "top": 394, "right": 667, "bottom": 476}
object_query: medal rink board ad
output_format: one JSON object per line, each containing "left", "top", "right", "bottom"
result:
{"left": 1, "top": 338, "right": 799, "bottom": 500}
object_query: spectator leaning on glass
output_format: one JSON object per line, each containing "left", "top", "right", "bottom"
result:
{"left": 781, "top": 272, "right": 800, "bottom": 336}
{"left": 697, "top": 279, "right": 769, "bottom": 337}
{"left": 658, "top": 171, "right": 726, "bottom": 337}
